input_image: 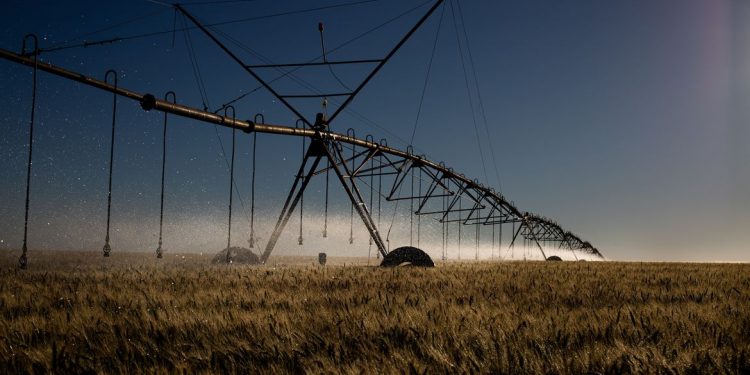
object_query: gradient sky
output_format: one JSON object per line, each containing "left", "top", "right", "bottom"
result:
{"left": 1, "top": 0, "right": 748, "bottom": 262}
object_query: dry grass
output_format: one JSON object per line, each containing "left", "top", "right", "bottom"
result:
{"left": 0, "top": 250, "right": 748, "bottom": 374}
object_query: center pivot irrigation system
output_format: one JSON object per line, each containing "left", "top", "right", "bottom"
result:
{"left": 4, "top": 0, "right": 603, "bottom": 268}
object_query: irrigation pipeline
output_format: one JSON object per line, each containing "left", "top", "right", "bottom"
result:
{"left": 0, "top": 47, "right": 601, "bottom": 257}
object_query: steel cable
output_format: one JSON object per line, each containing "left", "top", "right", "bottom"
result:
{"left": 454, "top": 0, "right": 503, "bottom": 192}
{"left": 409, "top": 1, "right": 445, "bottom": 145}
{"left": 449, "top": 0, "right": 488, "bottom": 185}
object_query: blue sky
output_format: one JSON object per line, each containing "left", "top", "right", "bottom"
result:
{"left": 1, "top": 0, "right": 748, "bottom": 261}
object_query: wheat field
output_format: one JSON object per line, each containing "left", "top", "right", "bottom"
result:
{"left": 0, "top": 250, "right": 748, "bottom": 373}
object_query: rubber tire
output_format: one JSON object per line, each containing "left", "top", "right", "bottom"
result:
{"left": 380, "top": 246, "right": 435, "bottom": 267}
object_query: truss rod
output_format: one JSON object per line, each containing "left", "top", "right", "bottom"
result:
{"left": 247, "top": 59, "right": 382, "bottom": 68}
{"left": 279, "top": 93, "right": 351, "bottom": 99}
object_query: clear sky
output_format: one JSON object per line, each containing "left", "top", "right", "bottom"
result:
{"left": 1, "top": 0, "right": 748, "bottom": 262}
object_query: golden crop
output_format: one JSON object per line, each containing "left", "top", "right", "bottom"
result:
{"left": 0, "top": 251, "right": 748, "bottom": 373}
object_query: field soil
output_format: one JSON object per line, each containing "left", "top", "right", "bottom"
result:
{"left": 1, "top": 250, "right": 748, "bottom": 373}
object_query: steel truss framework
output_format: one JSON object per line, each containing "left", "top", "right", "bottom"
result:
{"left": 1, "top": 0, "right": 603, "bottom": 265}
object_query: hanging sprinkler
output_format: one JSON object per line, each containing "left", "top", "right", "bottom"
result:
{"left": 417, "top": 162, "right": 422, "bottom": 248}
{"left": 296, "top": 119, "right": 305, "bottom": 246}
{"left": 347, "top": 128, "right": 356, "bottom": 245}
{"left": 102, "top": 69, "right": 119, "bottom": 258}
{"left": 318, "top": 22, "right": 330, "bottom": 239}
{"left": 248, "top": 113, "right": 263, "bottom": 249}
{"left": 376, "top": 138, "right": 387, "bottom": 259}
{"left": 442, "top": 181, "right": 447, "bottom": 262}
{"left": 19, "top": 34, "right": 38, "bottom": 269}
{"left": 366, "top": 134, "right": 375, "bottom": 249}
{"left": 225, "top": 106, "right": 237, "bottom": 263}
{"left": 156, "top": 91, "right": 176, "bottom": 259}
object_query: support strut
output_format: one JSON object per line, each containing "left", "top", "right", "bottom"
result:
{"left": 260, "top": 143, "right": 324, "bottom": 263}
{"left": 260, "top": 133, "right": 388, "bottom": 262}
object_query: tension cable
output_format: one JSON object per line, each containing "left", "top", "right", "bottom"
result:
{"left": 449, "top": 0, "right": 489, "bottom": 185}
{"left": 454, "top": 0, "right": 503, "bottom": 192}
{"left": 410, "top": 1, "right": 445, "bottom": 145}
